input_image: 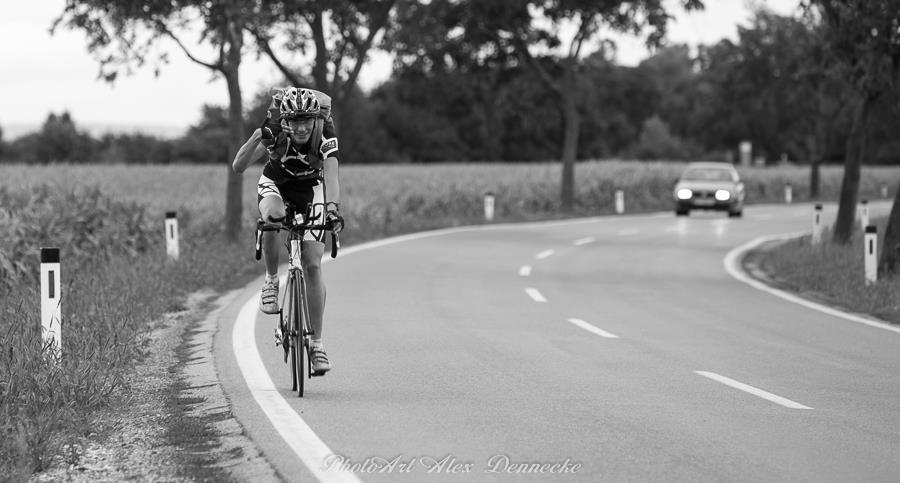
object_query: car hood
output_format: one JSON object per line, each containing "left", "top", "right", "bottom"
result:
{"left": 675, "top": 180, "right": 737, "bottom": 191}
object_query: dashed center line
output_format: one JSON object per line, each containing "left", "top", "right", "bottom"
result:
{"left": 536, "top": 249, "right": 555, "bottom": 260}
{"left": 525, "top": 288, "right": 547, "bottom": 303}
{"left": 518, "top": 265, "right": 532, "bottom": 277}
{"left": 573, "top": 237, "right": 595, "bottom": 246}
{"left": 695, "top": 371, "right": 812, "bottom": 410}
{"left": 567, "top": 318, "right": 619, "bottom": 338}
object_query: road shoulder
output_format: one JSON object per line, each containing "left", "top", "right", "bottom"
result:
{"left": 31, "top": 289, "right": 280, "bottom": 482}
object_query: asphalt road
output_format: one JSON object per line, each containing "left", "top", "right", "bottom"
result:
{"left": 215, "top": 201, "right": 900, "bottom": 482}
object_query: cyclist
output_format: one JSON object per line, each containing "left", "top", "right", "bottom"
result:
{"left": 232, "top": 86, "right": 344, "bottom": 375}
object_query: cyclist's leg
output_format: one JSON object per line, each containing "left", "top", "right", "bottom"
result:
{"left": 301, "top": 183, "right": 331, "bottom": 373}
{"left": 301, "top": 240, "right": 326, "bottom": 338}
{"left": 258, "top": 175, "right": 286, "bottom": 276}
{"left": 258, "top": 175, "right": 286, "bottom": 315}
{"left": 301, "top": 183, "right": 327, "bottom": 341}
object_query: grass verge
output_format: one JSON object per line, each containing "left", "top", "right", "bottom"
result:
{"left": 0, "top": 187, "right": 261, "bottom": 478}
{"left": 745, "top": 217, "right": 900, "bottom": 324}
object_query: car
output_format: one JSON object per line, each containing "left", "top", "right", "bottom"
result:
{"left": 673, "top": 162, "right": 745, "bottom": 217}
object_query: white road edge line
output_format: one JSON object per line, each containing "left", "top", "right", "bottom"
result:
{"left": 525, "top": 288, "right": 547, "bottom": 303}
{"left": 567, "top": 318, "right": 619, "bottom": 338}
{"left": 536, "top": 249, "right": 555, "bottom": 259}
{"left": 695, "top": 371, "right": 812, "bottom": 410}
{"left": 519, "top": 265, "right": 532, "bottom": 277}
{"left": 231, "top": 213, "right": 670, "bottom": 482}
{"left": 574, "top": 237, "right": 595, "bottom": 245}
{"left": 233, "top": 293, "right": 362, "bottom": 483}
{"left": 723, "top": 232, "right": 900, "bottom": 335}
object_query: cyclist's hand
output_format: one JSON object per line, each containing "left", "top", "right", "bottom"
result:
{"left": 259, "top": 127, "right": 276, "bottom": 148}
{"left": 262, "top": 130, "right": 289, "bottom": 161}
{"left": 325, "top": 207, "right": 344, "bottom": 234}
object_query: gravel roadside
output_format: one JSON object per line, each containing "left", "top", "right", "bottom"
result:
{"left": 30, "top": 289, "right": 281, "bottom": 482}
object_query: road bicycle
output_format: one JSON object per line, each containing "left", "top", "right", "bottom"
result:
{"left": 255, "top": 202, "right": 339, "bottom": 397}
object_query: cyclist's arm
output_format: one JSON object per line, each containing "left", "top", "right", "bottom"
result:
{"left": 320, "top": 119, "right": 340, "bottom": 207}
{"left": 232, "top": 129, "right": 268, "bottom": 174}
{"left": 323, "top": 156, "right": 340, "bottom": 207}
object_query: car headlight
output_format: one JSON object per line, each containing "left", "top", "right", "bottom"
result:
{"left": 676, "top": 189, "right": 693, "bottom": 200}
{"left": 715, "top": 190, "right": 731, "bottom": 201}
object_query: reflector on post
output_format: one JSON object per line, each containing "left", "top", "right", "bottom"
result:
{"left": 865, "top": 225, "right": 877, "bottom": 285}
{"left": 811, "top": 204, "right": 823, "bottom": 246}
{"left": 484, "top": 193, "right": 495, "bottom": 222}
{"left": 165, "top": 211, "right": 179, "bottom": 260}
{"left": 40, "top": 247, "right": 61, "bottom": 356}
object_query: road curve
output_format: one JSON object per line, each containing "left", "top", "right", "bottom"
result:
{"left": 215, "top": 201, "right": 900, "bottom": 482}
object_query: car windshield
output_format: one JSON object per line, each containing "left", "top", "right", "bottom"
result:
{"left": 681, "top": 168, "right": 734, "bottom": 182}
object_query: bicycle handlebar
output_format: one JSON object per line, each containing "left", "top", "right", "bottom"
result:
{"left": 254, "top": 220, "right": 340, "bottom": 260}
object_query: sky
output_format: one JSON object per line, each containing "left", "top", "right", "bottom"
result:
{"left": 0, "top": 0, "right": 801, "bottom": 139}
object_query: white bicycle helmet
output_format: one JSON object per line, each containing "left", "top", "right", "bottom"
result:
{"left": 279, "top": 87, "right": 321, "bottom": 119}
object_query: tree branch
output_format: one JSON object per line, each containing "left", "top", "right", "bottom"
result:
{"left": 340, "top": 0, "right": 396, "bottom": 101}
{"left": 157, "top": 22, "right": 222, "bottom": 71}
{"left": 251, "top": 27, "right": 303, "bottom": 86}
{"left": 514, "top": 34, "right": 564, "bottom": 97}
{"left": 568, "top": 14, "right": 590, "bottom": 60}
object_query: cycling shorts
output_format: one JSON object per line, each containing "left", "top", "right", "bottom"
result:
{"left": 257, "top": 174, "right": 326, "bottom": 242}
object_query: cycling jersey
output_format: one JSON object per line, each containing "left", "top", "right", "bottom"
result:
{"left": 261, "top": 88, "right": 340, "bottom": 184}
{"left": 262, "top": 125, "right": 339, "bottom": 183}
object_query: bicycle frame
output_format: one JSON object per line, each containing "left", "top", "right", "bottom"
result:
{"left": 255, "top": 203, "right": 339, "bottom": 397}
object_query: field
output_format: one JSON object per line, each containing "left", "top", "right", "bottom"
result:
{"left": 1, "top": 160, "right": 899, "bottom": 477}
{"left": 3, "top": 161, "right": 898, "bottom": 245}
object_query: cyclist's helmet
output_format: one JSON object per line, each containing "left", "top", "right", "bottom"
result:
{"left": 279, "top": 87, "right": 321, "bottom": 120}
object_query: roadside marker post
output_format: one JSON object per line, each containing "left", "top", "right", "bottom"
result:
{"left": 484, "top": 193, "right": 495, "bottom": 222}
{"left": 165, "top": 211, "right": 180, "bottom": 260}
{"left": 865, "top": 225, "right": 877, "bottom": 285}
{"left": 784, "top": 183, "right": 793, "bottom": 204}
{"left": 882, "top": 183, "right": 889, "bottom": 198}
{"left": 615, "top": 190, "right": 625, "bottom": 214}
{"left": 859, "top": 200, "right": 869, "bottom": 232}
{"left": 40, "top": 247, "right": 62, "bottom": 356}
{"left": 811, "top": 204, "right": 824, "bottom": 246}
{"left": 739, "top": 141, "right": 752, "bottom": 166}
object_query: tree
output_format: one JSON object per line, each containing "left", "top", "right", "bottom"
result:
{"left": 401, "top": 0, "right": 702, "bottom": 211}
{"left": 630, "top": 115, "right": 696, "bottom": 160}
{"left": 249, "top": 0, "right": 398, "bottom": 133}
{"left": 805, "top": 0, "right": 900, "bottom": 244}
{"left": 35, "top": 112, "right": 95, "bottom": 162}
{"left": 172, "top": 104, "right": 231, "bottom": 163}
{"left": 55, "top": 0, "right": 254, "bottom": 240}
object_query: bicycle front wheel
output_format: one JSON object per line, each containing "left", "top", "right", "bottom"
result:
{"left": 292, "top": 273, "right": 305, "bottom": 397}
{"left": 284, "top": 274, "right": 299, "bottom": 392}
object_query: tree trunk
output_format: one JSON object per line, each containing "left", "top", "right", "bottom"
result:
{"left": 560, "top": 93, "right": 579, "bottom": 212}
{"left": 832, "top": 96, "right": 872, "bottom": 244}
{"left": 879, "top": 182, "right": 900, "bottom": 275}
{"left": 810, "top": 159, "right": 821, "bottom": 200}
{"left": 223, "top": 28, "right": 245, "bottom": 242}
{"left": 310, "top": 10, "right": 329, "bottom": 92}
{"left": 805, "top": 134, "right": 821, "bottom": 199}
